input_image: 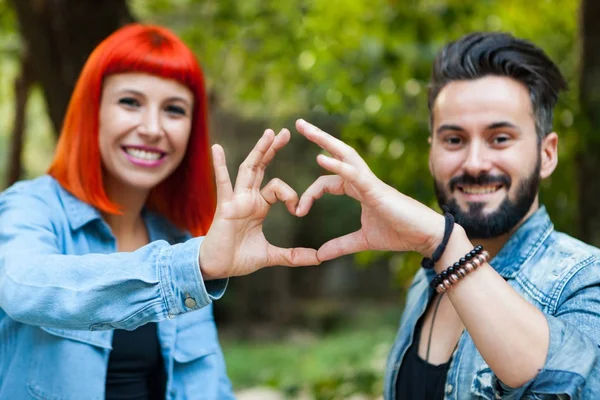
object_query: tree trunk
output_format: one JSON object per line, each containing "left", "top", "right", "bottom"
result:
{"left": 6, "top": 51, "right": 33, "bottom": 187}
{"left": 578, "top": 0, "right": 600, "bottom": 246}
{"left": 10, "top": 0, "right": 134, "bottom": 136}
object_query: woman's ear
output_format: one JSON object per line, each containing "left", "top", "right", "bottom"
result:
{"left": 540, "top": 132, "right": 558, "bottom": 179}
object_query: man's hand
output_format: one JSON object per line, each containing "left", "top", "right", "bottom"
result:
{"left": 295, "top": 119, "right": 445, "bottom": 261}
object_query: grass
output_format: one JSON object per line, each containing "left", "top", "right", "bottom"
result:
{"left": 221, "top": 302, "right": 401, "bottom": 399}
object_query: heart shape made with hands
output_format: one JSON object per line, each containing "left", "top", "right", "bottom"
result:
{"left": 199, "top": 118, "right": 444, "bottom": 279}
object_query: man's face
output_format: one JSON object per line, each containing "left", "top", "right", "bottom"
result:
{"left": 429, "top": 76, "right": 550, "bottom": 239}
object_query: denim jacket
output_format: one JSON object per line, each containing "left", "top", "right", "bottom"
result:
{"left": 385, "top": 206, "right": 600, "bottom": 399}
{"left": 0, "top": 176, "right": 235, "bottom": 400}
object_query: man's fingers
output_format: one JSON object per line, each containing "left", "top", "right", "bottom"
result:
{"left": 234, "top": 129, "right": 275, "bottom": 191}
{"left": 295, "top": 119, "right": 365, "bottom": 165}
{"left": 315, "top": 154, "right": 373, "bottom": 194}
{"left": 296, "top": 175, "right": 345, "bottom": 217}
{"left": 260, "top": 178, "right": 299, "bottom": 215}
{"left": 317, "top": 230, "right": 369, "bottom": 262}
{"left": 211, "top": 144, "right": 233, "bottom": 202}
{"left": 267, "top": 245, "right": 320, "bottom": 267}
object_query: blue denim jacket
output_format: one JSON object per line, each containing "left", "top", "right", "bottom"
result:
{"left": 385, "top": 206, "right": 600, "bottom": 399}
{"left": 0, "top": 176, "right": 235, "bottom": 400}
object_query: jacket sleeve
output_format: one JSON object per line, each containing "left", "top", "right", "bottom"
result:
{"left": 0, "top": 186, "right": 227, "bottom": 331}
{"left": 492, "top": 258, "right": 600, "bottom": 399}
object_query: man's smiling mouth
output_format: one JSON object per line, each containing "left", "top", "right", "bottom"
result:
{"left": 457, "top": 184, "right": 503, "bottom": 195}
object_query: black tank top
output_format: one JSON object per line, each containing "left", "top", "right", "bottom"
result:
{"left": 105, "top": 322, "right": 166, "bottom": 399}
{"left": 395, "top": 317, "right": 452, "bottom": 399}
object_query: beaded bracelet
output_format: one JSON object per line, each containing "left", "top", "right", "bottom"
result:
{"left": 429, "top": 245, "right": 490, "bottom": 294}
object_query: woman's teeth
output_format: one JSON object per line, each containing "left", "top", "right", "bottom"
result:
{"left": 125, "top": 148, "right": 162, "bottom": 161}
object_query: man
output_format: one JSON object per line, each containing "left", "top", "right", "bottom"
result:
{"left": 295, "top": 32, "right": 600, "bottom": 399}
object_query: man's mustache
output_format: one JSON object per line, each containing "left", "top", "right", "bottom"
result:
{"left": 449, "top": 174, "right": 511, "bottom": 192}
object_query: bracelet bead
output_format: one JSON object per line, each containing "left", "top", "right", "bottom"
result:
{"left": 429, "top": 245, "right": 489, "bottom": 293}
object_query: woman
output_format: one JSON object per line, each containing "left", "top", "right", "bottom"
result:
{"left": 0, "top": 24, "right": 318, "bottom": 399}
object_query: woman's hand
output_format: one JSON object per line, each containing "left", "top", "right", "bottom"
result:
{"left": 295, "top": 119, "right": 445, "bottom": 262}
{"left": 199, "top": 128, "right": 320, "bottom": 279}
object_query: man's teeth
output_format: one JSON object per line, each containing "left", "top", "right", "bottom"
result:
{"left": 462, "top": 185, "right": 499, "bottom": 195}
{"left": 125, "top": 148, "right": 162, "bottom": 161}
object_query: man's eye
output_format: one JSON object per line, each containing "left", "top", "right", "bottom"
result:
{"left": 493, "top": 135, "right": 510, "bottom": 144}
{"left": 118, "top": 97, "right": 140, "bottom": 107}
{"left": 166, "top": 105, "right": 187, "bottom": 116}
{"left": 446, "top": 136, "right": 462, "bottom": 145}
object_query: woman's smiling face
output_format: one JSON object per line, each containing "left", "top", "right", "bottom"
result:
{"left": 98, "top": 72, "right": 194, "bottom": 194}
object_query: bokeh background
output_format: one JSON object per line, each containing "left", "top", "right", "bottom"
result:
{"left": 1, "top": 0, "right": 599, "bottom": 398}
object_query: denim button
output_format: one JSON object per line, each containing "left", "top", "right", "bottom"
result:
{"left": 446, "top": 384, "right": 453, "bottom": 394}
{"left": 184, "top": 296, "right": 197, "bottom": 308}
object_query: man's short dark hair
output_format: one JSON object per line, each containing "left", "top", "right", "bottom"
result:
{"left": 428, "top": 32, "right": 568, "bottom": 141}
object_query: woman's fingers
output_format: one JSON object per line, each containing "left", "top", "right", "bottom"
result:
{"left": 211, "top": 144, "right": 233, "bottom": 203}
{"left": 267, "top": 245, "right": 320, "bottom": 267}
{"left": 252, "top": 129, "right": 291, "bottom": 189}
{"left": 234, "top": 129, "right": 275, "bottom": 191}
{"left": 260, "top": 178, "right": 299, "bottom": 215}
{"left": 261, "top": 129, "right": 291, "bottom": 168}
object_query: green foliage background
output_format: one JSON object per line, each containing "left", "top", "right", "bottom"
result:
{"left": 0, "top": 0, "right": 583, "bottom": 396}
{"left": 130, "top": 0, "right": 581, "bottom": 281}
{"left": 0, "top": 0, "right": 581, "bottom": 254}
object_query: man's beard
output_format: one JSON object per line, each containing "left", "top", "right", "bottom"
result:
{"left": 433, "top": 156, "right": 541, "bottom": 239}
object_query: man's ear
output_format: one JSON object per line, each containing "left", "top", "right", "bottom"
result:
{"left": 427, "top": 135, "right": 434, "bottom": 174}
{"left": 540, "top": 132, "right": 558, "bottom": 179}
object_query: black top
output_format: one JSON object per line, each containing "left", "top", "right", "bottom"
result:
{"left": 105, "top": 322, "right": 166, "bottom": 400}
{"left": 395, "top": 317, "right": 452, "bottom": 399}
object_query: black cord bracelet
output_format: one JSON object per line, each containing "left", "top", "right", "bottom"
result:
{"left": 421, "top": 207, "right": 455, "bottom": 270}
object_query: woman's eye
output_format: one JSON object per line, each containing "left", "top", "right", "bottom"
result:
{"left": 118, "top": 97, "right": 140, "bottom": 107}
{"left": 166, "top": 105, "right": 187, "bottom": 116}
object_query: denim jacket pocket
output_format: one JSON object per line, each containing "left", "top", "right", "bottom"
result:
{"left": 171, "top": 312, "right": 221, "bottom": 399}
{"left": 27, "top": 327, "right": 112, "bottom": 400}
{"left": 470, "top": 365, "right": 496, "bottom": 400}
{"left": 172, "top": 325, "right": 217, "bottom": 362}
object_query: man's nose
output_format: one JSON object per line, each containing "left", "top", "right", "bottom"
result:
{"left": 462, "top": 141, "right": 492, "bottom": 177}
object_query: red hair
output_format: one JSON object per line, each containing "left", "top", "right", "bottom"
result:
{"left": 48, "top": 24, "right": 215, "bottom": 236}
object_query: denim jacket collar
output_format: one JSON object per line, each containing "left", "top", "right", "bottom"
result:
{"left": 424, "top": 206, "right": 554, "bottom": 283}
{"left": 55, "top": 183, "right": 189, "bottom": 241}
{"left": 56, "top": 185, "right": 103, "bottom": 231}
{"left": 490, "top": 205, "right": 554, "bottom": 279}
{"left": 387, "top": 205, "right": 600, "bottom": 400}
